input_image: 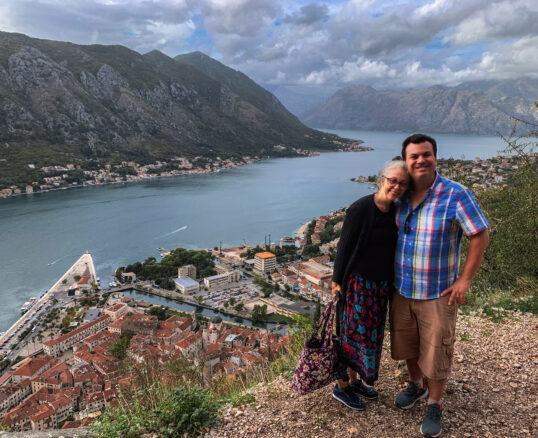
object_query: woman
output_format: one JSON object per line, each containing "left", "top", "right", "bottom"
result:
{"left": 331, "top": 159, "right": 409, "bottom": 410}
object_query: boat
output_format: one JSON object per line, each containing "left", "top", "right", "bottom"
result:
{"left": 157, "top": 247, "right": 167, "bottom": 251}
{"left": 20, "top": 298, "right": 37, "bottom": 314}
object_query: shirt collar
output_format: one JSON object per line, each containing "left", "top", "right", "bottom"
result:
{"left": 426, "top": 171, "right": 441, "bottom": 193}
{"left": 401, "top": 171, "right": 441, "bottom": 210}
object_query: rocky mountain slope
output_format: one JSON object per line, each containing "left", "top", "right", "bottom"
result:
{"left": 301, "top": 80, "right": 538, "bottom": 135}
{"left": 0, "top": 32, "right": 342, "bottom": 169}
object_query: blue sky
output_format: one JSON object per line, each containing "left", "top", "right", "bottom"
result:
{"left": 0, "top": 0, "right": 537, "bottom": 91}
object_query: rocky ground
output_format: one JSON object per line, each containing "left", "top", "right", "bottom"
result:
{"left": 212, "top": 311, "right": 537, "bottom": 438}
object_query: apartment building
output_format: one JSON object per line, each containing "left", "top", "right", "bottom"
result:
{"left": 42, "top": 315, "right": 110, "bottom": 357}
{"left": 253, "top": 252, "right": 276, "bottom": 275}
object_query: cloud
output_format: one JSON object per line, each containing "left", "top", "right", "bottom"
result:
{"left": 282, "top": 3, "right": 329, "bottom": 26}
{"left": 0, "top": 0, "right": 196, "bottom": 55}
{"left": 443, "top": 0, "right": 538, "bottom": 45}
{"left": 0, "top": 0, "right": 537, "bottom": 90}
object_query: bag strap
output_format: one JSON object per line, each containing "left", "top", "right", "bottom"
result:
{"left": 314, "top": 295, "right": 334, "bottom": 332}
{"left": 321, "top": 297, "right": 337, "bottom": 347}
{"left": 315, "top": 294, "right": 338, "bottom": 347}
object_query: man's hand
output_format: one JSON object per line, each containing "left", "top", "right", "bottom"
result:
{"left": 331, "top": 281, "right": 341, "bottom": 296}
{"left": 442, "top": 230, "right": 489, "bottom": 306}
{"left": 441, "top": 277, "right": 471, "bottom": 305}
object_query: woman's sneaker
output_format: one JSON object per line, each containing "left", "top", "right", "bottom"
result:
{"left": 394, "top": 380, "right": 429, "bottom": 409}
{"left": 332, "top": 384, "right": 366, "bottom": 410}
{"left": 421, "top": 403, "right": 443, "bottom": 437}
{"left": 349, "top": 380, "right": 379, "bottom": 400}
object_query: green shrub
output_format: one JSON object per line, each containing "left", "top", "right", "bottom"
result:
{"left": 92, "top": 384, "right": 218, "bottom": 438}
{"left": 464, "top": 121, "right": 537, "bottom": 306}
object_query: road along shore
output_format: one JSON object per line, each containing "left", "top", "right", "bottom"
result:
{"left": 0, "top": 253, "right": 97, "bottom": 350}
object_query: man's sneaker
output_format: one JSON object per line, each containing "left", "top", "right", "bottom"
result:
{"left": 332, "top": 384, "right": 366, "bottom": 410}
{"left": 394, "top": 380, "right": 429, "bottom": 409}
{"left": 421, "top": 403, "right": 443, "bottom": 437}
{"left": 349, "top": 380, "right": 379, "bottom": 400}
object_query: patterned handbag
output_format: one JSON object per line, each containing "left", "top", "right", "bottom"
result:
{"left": 291, "top": 295, "right": 338, "bottom": 394}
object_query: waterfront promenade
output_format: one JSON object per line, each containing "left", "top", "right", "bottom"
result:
{"left": 0, "top": 253, "right": 98, "bottom": 358}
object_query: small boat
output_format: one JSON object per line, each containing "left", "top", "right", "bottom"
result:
{"left": 20, "top": 298, "right": 37, "bottom": 314}
{"left": 157, "top": 247, "right": 167, "bottom": 251}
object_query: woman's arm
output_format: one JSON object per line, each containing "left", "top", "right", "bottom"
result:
{"left": 332, "top": 199, "right": 366, "bottom": 287}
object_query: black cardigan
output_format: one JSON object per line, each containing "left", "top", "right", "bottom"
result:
{"left": 332, "top": 194, "right": 377, "bottom": 291}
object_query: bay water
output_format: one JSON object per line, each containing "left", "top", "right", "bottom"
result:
{"left": 0, "top": 130, "right": 507, "bottom": 331}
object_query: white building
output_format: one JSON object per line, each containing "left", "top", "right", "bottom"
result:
{"left": 203, "top": 270, "right": 240, "bottom": 289}
{"left": 174, "top": 277, "right": 200, "bottom": 294}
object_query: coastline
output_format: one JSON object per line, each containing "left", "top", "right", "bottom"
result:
{"left": 0, "top": 253, "right": 98, "bottom": 357}
{"left": 0, "top": 145, "right": 370, "bottom": 201}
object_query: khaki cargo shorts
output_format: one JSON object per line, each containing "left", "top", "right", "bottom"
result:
{"left": 390, "top": 292, "right": 458, "bottom": 380}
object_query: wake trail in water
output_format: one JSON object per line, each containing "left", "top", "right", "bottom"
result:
{"left": 48, "top": 256, "right": 66, "bottom": 266}
{"left": 156, "top": 225, "right": 188, "bottom": 239}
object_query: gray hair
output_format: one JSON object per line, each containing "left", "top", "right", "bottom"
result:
{"left": 376, "top": 158, "right": 408, "bottom": 188}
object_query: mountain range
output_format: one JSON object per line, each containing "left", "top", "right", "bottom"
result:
{"left": 0, "top": 31, "right": 344, "bottom": 178}
{"left": 300, "top": 80, "right": 538, "bottom": 135}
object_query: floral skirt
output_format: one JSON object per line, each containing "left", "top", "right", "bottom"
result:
{"left": 340, "top": 274, "right": 389, "bottom": 385}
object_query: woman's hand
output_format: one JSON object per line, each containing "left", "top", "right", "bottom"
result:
{"left": 331, "top": 281, "right": 342, "bottom": 296}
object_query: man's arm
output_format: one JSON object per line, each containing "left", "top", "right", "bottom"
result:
{"left": 441, "top": 229, "right": 489, "bottom": 305}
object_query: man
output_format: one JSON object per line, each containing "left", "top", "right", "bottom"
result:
{"left": 390, "top": 134, "right": 489, "bottom": 437}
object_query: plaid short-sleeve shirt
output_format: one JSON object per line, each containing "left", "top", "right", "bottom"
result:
{"left": 395, "top": 173, "right": 489, "bottom": 300}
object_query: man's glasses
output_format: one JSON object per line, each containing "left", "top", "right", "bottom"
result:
{"left": 383, "top": 176, "right": 409, "bottom": 189}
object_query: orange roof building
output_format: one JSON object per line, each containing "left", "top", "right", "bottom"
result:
{"left": 254, "top": 252, "right": 276, "bottom": 274}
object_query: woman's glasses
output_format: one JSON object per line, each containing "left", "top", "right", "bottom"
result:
{"left": 383, "top": 176, "right": 409, "bottom": 189}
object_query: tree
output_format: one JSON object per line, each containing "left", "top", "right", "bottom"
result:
{"left": 147, "top": 306, "right": 168, "bottom": 321}
{"left": 110, "top": 331, "right": 134, "bottom": 360}
{"left": 61, "top": 314, "right": 73, "bottom": 330}
{"left": 229, "top": 297, "right": 236, "bottom": 306}
{"left": 251, "top": 304, "right": 268, "bottom": 322}
{"left": 234, "top": 303, "right": 244, "bottom": 312}
{"left": 302, "top": 244, "right": 321, "bottom": 259}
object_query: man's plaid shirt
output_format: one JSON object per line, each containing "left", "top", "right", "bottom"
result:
{"left": 395, "top": 173, "right": 489, "bottom": 300}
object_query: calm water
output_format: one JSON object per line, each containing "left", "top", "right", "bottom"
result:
{"left": 122, "top": 289, "right": 277, "bottom": 330}
{"left": 0, "top": 130, "right": 507, "bottom": 331}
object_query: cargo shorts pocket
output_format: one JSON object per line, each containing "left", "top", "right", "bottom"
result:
{"left": 439, "top": 336, "right": 454, "bottom": 372}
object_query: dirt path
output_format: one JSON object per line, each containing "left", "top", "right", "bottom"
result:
{"left": 213, "top": 311, "right": 537, "bottom": 438}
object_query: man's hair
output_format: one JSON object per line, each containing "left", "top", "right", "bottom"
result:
{"left": 401, "top": 134, "right": 437, "bottom": 159}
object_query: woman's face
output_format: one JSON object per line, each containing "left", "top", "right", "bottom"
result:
{"left": 381, "top": 167, "right": 409, "bottom": 200}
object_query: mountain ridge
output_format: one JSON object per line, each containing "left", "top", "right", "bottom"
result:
{"left": 0, "top": 31, "right": 346, "bottom": 187}
{"left": 300, "top": 79, "right": 538, "bottom": 134}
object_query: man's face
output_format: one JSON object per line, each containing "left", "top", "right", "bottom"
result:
{"left": 405, "top": 141, "right": 437, "bottom": 182}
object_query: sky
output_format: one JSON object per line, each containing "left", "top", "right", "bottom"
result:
{"left": 1, "top": 0, "right": 537, "bottom": 92}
